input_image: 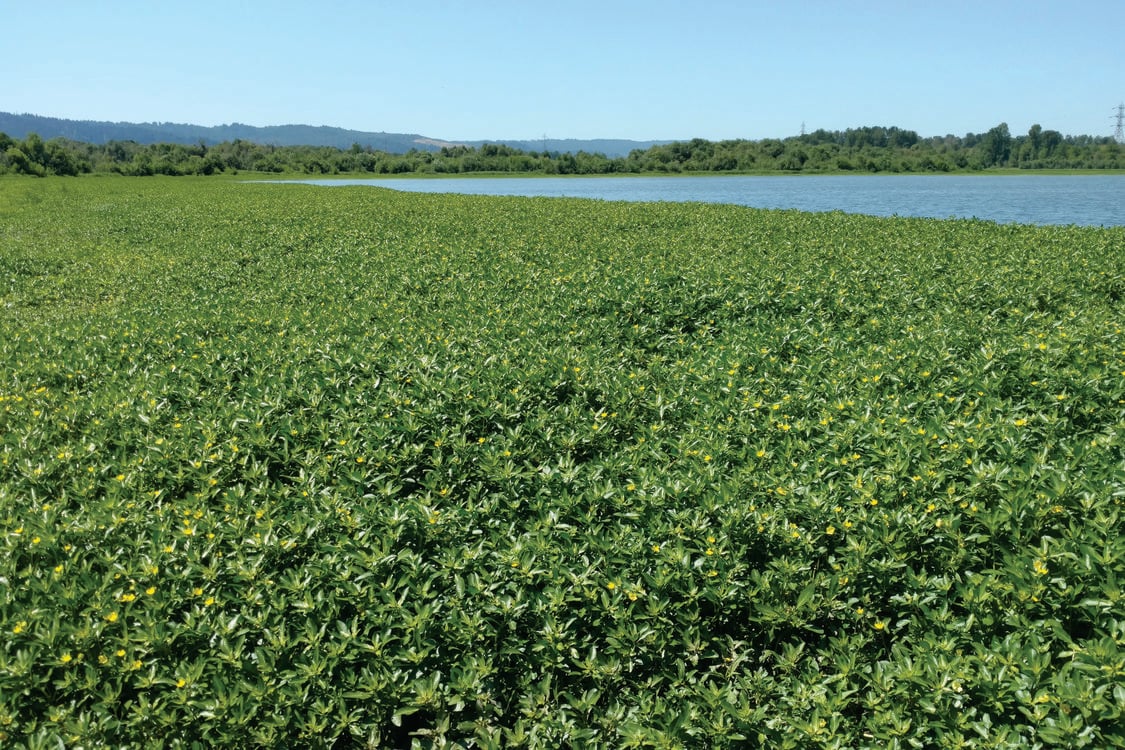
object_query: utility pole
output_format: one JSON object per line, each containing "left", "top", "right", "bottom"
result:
{"left": 1113, "top": 103, "right": 1125, "bottom": 144}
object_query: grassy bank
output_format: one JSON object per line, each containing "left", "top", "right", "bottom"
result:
{"left": 2, "top": 177, "right": 1124, "bottom": 747}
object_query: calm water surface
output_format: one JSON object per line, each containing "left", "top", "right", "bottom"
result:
{"left": 287, "top": 174, "right": 1125, "bottom": 227}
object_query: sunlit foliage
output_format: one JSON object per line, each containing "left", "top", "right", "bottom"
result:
{"left": 2, "top": 177, "right": 1124, "bottom": 747}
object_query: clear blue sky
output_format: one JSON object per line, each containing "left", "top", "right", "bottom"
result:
{"left": 4, "top": 0, "right": 1123, "bottom": 142}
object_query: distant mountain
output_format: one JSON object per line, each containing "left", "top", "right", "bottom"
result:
{"left": 0, "top": 112, "right": 666, "bottom": 157}
{"left": 0, "top": 112, "right": 440, "bottom": 153}
{"left": 472, "top": 138, "right": 669, "bottom": 158}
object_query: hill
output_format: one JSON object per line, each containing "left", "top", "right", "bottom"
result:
{"left": 0, "top": 112, "right": 666, "bottom": 157}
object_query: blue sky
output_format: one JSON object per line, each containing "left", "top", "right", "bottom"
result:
{"left": 4, "top": 0, "right": 1122, "bottom": 141}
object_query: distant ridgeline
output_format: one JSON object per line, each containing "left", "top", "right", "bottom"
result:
{"left": 1, "top": 113, "right": 1122, "bottom": 176}
{"left": 0, "top": 112, "right": 663, "bottom": 158}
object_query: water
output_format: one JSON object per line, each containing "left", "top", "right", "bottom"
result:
{"left": 283, "top": 174, "right": 1125, "bottom": 227}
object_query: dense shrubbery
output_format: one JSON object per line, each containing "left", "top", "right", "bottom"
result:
{"left": 2, "top": 178, "right": 1124, "bottom": 747}
{"left": 2, "top": 122, "right": 1122, "bottom": 177}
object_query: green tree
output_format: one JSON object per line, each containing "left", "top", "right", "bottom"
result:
{"left": 21, "top": 133, "right": 48, "bottom": 166}
{"left": 1027, "top": 124, "right": 1043, "bottom": 160}
{"left": 1041, "top": 129, "right": 1063, "bottom": 158}
{"left": 44, "top": 139, "right": 80, "bottom": 175}
{"left": 979, "top": 122, "right": 1012, "bottom": 167}
{"left": 5, "top": 146, "right": 45, "bottom": 176}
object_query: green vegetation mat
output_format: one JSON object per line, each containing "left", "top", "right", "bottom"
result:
{"left": 2, "top": 176, "right": 1124, "bottom": 748}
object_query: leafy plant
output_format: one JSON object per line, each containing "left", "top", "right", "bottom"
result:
{"left": 1, "top": 176, "right": 1123, "bottom": 747}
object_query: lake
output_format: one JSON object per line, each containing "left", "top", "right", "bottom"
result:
{"left": 283, "top": 174, "right": 1125, "bottom": 227}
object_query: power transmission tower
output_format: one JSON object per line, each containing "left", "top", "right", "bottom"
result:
{"left": 1114, "top": 103, "right": 1125, "bottom": 144}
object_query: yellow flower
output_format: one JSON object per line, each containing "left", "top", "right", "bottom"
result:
{"left": 115, "top": 649, "right": 126, "bottom": 658}
{"left": 12, "top": 621, "right": 27, "bottom": 635}
{"left": 60, "top": 653, "right": 73, "bottom": 664}
{"left": 825, "top": 526, "right": 836, "bottom": 536}
{"left": 119, "top": 593, "right": 136, "bottom": 602}
{"left": 105, "top": 611, "right": 119, "bottom": 623}
{"left": 145, "top": 586, "right": 156, "bottom": 596}
{"left": 874, "top": 621, "right": 886, "bottom": 631}
{"left": 176, "top": 678, "right": 187, "bottom": 688}
{"left": 606, "top": 582, "right": 616, "bottom": 591}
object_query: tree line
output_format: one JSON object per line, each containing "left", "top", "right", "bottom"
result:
{"left": 2, "top": 123, "right": 1122, "bottom": 177}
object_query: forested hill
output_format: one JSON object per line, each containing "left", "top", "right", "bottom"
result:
{"left": 0, "top": 112, "right": 665, "bottom": 157}
{"left": 0, "top": 112, "right": 444, "bottom": 153}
